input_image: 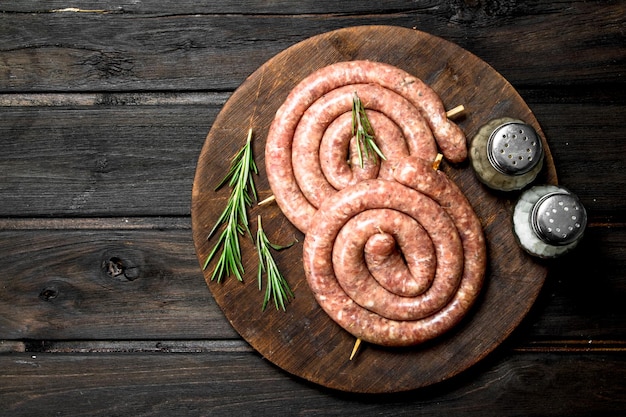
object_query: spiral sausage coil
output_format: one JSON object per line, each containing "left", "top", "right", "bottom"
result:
{"left": 265, "top": 60, "right": 466, "bottom": 233}
{"left": 303, "top": 157, "right": 486, "bottom": 346}
{"left": 265, "top": 61, "right": 485, "bottom": 346}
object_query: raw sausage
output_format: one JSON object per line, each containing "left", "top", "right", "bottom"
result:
{"left": 302, "top": 156, "right": 486, "bottom": 346}
{"left": 332, "top": 208, "right": 456, "bottom": 320}
{"left": 263, "top": 60, "right": 481, "bottom": 346}
{"left": 266, "top": 60, "right": 467, "bottom": 233}
{"left": 292, "top": 83, "right": 436, "bottom": 209}
{"left": 320, "top": 110, "right": 407, "bottom": 189}
{"left": 362, "top": 217, "right": 436, "bottom": 297}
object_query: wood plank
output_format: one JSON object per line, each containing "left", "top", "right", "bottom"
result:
{"left": 1, "top": 99, "right": 622, "bottom": 220}
{"left": 5, "top": 338, "right": 626, "bottom": 355}
{"left": 0, "top": 105, "right": 217, "bottom": 217}
{"left": 529, "top": 102, "right": 626, "bottom": 223}
{"left": 0, "top": 2, "right": 623, "bottom": 92}
{"left": 0, "top": 223, "right": 624, "bottom": 343}
{"left": 523, "top": 224, "right": 626, "bottom": 340}
{"left": 0, "top": 0, "right": 432, "bottom": 14}
{"left": 0, "top": 226, "right": 239, "bottom": 340}
{"left": 1, "top": 350, "right": 624, "bottom": 416}
{"left": 0, "top": 216, "right": 192, "bottom": 230}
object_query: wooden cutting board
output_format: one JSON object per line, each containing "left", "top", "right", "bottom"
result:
{"left": 191, "top": 25, "right": 557, "bottom": 393}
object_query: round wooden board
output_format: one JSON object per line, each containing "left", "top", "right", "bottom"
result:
{"left": 191, "top": 25, "right": 557, "bottom": 393}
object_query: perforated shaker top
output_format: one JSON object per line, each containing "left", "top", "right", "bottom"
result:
{"left": 531, "top": 190, "right": 587, "bottom": 245}
{"left": 487, "top": 122, "right": 543, "bottom": 176}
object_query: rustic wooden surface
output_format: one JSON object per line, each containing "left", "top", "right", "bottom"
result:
{"left": 0, "top": 0, "right": 624, "bottom": 414}
{"left": 191, "top": 25, "right": 557, "bottom": 393}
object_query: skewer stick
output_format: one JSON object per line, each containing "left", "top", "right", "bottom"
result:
{"left": 445, "top": 104, "right": 465, "bottom": 120}
{"left": 257, "top": 194, "right": 276, "bottom": 206}
{"left": 349, "top": 338, "right": 362, "bottom": 361}
{"left": 432, "top": 153, "right": 444, "bottom": 171}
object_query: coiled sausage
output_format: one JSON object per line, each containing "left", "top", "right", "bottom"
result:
{"left": 265, "top": 60, "right": 466, "bottom": 233}
{"left": 302, "top": 156, "right": 486, "bottom": 346}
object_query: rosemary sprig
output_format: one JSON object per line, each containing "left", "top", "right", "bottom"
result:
{"left": 203, "top": 128, "right": 258, "bottom": 283}
{"left": 351, "top": 91, "right": 386, "bottom": 168}
{"left": 256, "top": 215, "right": 295, "bottom": 311}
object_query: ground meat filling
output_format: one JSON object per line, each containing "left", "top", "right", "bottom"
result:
{"left": 265, "top": 60, "right": 466, "bottom": 233}
{"left": 265, "top": 61, "right": 484, "bottom": 346}
{"left": 302, "top": 158, "right": 486, "bottom": 347}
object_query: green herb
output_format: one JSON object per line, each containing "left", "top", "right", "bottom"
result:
{"left": 351, "top": 91, "right": 386, "bottom": 168}
{"left": 203, "top": 128, "right": 258, "bottom": 282}
{"left": 256, "top": 215, "right": 295, "bottom": 311}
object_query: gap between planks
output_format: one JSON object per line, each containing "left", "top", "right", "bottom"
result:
{"left": 512, "top": 340, "right": 626, "bottom": 353}
{"left": 3, "top": 339, "right": 625, "bottom": 354}
{"left": 0, "top": 339, "right": 252, "bottom": 354}
{"left": 0, "top": 92, "right": 231, "bottom": 107}
{"left": 0, "top": 216, "right": 191, "bottom": 230}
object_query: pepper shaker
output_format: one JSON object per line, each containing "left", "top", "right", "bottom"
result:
{"left": 513, "top": 185, "right": 587, "bottom": 258}
{"left": 470, "top": 117, "right": 544, "bottom": 191}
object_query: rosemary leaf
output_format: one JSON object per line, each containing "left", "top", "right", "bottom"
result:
{"left": 204, "top": 129, "right": 257, "bottom": 283}
{"left": 256, "top": 215, "right": 295, "bottom": 311}
{"left": 351, "top": 92, "right": 386, "bottom": 168}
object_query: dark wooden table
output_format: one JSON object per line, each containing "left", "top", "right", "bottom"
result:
{"left": 1, "top": 1, "right": 624, "bottom": 415}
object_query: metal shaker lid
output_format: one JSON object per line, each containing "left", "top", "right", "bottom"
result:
{"left": 487, "top": 122, "right": 543, "bottom": 176}
{"left": 531, "top": 189, "right": 587, "bottom": 245}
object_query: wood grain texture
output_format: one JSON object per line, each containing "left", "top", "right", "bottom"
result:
{"left": 0, "top": 2, "right": 623, "bottom": 92}
{"left": 0, "top": 0, "right": 437, "bottom": 14}
{"left": 0, "top": 100, "right": 622, "bottom": 219}
{"left": 0, "top": 0, "right": 624, "bottom": 413}
{"left": 191, "top": 25, "right": 558, "bottom": 393}
{"left": 0, "top": 224, "right": 623, "bottom": 342}
{"left": 0, "top": 227, "right": 238, "bottom": 340}
{"left": 0, "top": 105, "right": 215, "bottom": 216}
{"left": 1, "top": 351, "right": 625, "bottom": 417}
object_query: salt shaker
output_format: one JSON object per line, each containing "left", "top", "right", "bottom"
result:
{"left": 513, "top": 185, "right": 587, "bottom": 258}
{"left": 470, "top": 117, "right": 544, "bottom": 191}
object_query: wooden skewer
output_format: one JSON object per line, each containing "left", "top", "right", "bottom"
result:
{"left": 445, "top": 104, "right": 465, "bottom": 120}
{"left": 432, "top": 153, "right": 444, "bottom": 171}
{"left": 349, "top": 338, "right": 362, "bottom": 361}
{"left": 257, "top": 194, "right": 276, "bottom": 206}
